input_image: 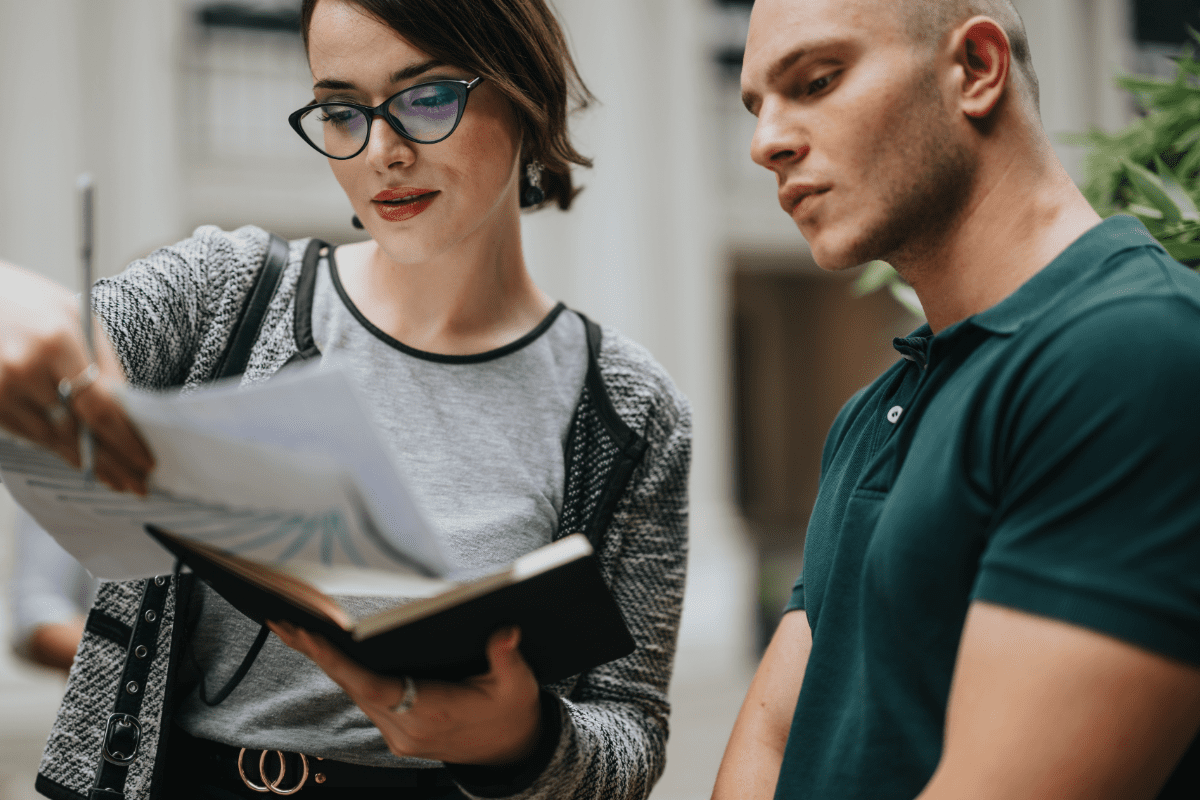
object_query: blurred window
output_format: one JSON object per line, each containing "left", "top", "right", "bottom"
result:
{"left": 183, "top": 2, "right": 312, "bottom": 163}
{"left": 1134, "top": 0, "right": 1200, "bottom": 45}
{"left": 1132, "top": 0, "right": 1200, "bottom": 78}
{"left": 710, "top": 0, "right": 752, "bottom": 74}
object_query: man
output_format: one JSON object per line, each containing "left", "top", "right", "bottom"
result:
{"left": 713, "top": 1, "right": 1200, "bottom": 798}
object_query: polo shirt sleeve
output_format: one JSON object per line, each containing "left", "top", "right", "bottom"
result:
{"left": 973, "top": 294, "right": 1200, "bottom": 667}
{"left": 785, "top": 575, "right": 805, "bottom": 613}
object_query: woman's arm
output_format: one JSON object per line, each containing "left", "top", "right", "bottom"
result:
{"left": 501, "top": 386, "right": 692, "bottom": 800}
{"left": 0, "top": 259, "right": 153, "bottom": 492}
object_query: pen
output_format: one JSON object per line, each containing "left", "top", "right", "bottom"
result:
{"left": 76, "top": 173, "right": 95, "bottom": 479}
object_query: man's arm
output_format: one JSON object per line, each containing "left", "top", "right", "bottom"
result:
{"left": 712, "top": 609, "right": 811, "bottom": 800}
{"left": 919, "top": 601, "right": 1200, "bottom": 800}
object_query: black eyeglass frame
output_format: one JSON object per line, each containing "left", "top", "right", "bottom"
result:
{"left": 288, "top": 77, "right": 484, "bottom": 160}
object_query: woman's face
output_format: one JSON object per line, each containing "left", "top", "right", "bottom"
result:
{"left": 306, "top": 0, "right": 523, "bottom": 265}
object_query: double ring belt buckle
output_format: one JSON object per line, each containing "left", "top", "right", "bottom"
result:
{"left": 238, "top": 748, "right": 310, "bottom": 795}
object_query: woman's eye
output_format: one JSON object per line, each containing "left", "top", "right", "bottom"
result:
{"left": 318, "top": 107, "right": 360, "bottom": 127}
{"left": 409, "top": 86, "right": 457, "bottom": 108}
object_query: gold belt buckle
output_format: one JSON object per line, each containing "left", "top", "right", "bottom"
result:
{"left": 238, "top": 748, "right": 310, "bottom": 795}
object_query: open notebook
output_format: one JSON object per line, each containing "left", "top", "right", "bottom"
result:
{"left": 0, "top": 365, "right": 633, "bottom": 681}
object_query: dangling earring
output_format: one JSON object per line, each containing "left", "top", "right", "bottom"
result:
{"left": 521, "top": 160, "right": 545, "bottom": 207}
{"left": 352, "top": 215, "right": 364, "bottom": 229}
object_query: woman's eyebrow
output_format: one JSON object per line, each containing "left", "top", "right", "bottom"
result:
{"left": 313, "top": 59, "right": 447, "bottom": 92}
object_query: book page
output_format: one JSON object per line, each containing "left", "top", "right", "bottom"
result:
{"left": 0, "top": 365, "right": 450, "bottom": 580}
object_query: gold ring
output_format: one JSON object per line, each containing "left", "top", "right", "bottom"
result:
{"left": 57, "top": 363, "right": 100, "bottom": 405}
{"left": 45, "top": 402, "right": 71, "bottom": 427}
{"left": 238, "top": 748, "right": 310, "bottom": 795}
{"left": 391, "top": 675, "right": 417, "bottom": 715}
{"left": 263, "top": 750, "right": 309, "bottom": 795}
{"left": 237, "top": 748, "right": 272, "bottom": 793}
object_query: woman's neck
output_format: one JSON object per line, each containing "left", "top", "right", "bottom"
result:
{"left": 334, "top": 219, "right": 556, "bottom": 356}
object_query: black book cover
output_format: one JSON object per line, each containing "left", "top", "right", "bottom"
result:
{"left": 146, "top": 525, "right": 635, "bottom": 683}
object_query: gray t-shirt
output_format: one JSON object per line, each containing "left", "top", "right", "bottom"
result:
{"left": 176, "top": 252, "right": 588, "bottom": 766}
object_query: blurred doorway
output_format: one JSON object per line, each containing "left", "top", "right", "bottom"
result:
{"left": 731, "top": 261, "right": 920, "bottom": 653}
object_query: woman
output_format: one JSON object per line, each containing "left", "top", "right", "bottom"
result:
{"left": 0, "top": 1, "right": 690, "bottom": 798}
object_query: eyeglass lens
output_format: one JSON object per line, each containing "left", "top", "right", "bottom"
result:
{"left": 297, "top": 82, "right": 463, "bottom": 158}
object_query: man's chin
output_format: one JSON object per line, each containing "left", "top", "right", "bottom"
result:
{"left": 805, "top": 237, "right": 869, "bottom": 273}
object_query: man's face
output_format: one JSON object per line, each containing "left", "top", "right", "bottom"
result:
{"left": 741, "top": 0, "right": 973, "bottom": 272}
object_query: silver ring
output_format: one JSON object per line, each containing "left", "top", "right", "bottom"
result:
{"left": 45, "top": 402, "right": 71, "bottom": 426}
{"left": 57, "top": 363, "right": 100, "bottom": 405}
{"left": 391, "top": 675, "right": 417, "bottom": 715}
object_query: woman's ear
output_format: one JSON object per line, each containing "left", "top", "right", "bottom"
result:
{"left": 953, "top": 16, "right": 1011, "bottom": 119}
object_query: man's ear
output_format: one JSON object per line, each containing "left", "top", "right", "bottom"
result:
{"left": 953, "top": 16, "right": 1011, "bottom": 119}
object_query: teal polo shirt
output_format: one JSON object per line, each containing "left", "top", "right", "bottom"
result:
{"left": 777, "top": 215, "right": 1200, "bottom": 800}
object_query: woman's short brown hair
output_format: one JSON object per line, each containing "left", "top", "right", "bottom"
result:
{"left": 300, "top": 0, "right": 594, "bottom": 211}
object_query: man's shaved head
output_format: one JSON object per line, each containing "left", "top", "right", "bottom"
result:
{"left": 904, "top": 0, "right": 1039, "bottom": 107}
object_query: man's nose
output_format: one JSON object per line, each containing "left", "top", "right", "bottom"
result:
{"left": 750, "top": 101, "right": 809, "bottom": 174}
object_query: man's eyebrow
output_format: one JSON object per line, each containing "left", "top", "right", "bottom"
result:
{"left": 742, "top": 46, "right": 808, "bottom": 113}
{"left": 741, "top": 39, "right": 841, "bottom": 113}
{"left": 313, "top": 59, "right": 446, "bottom": 92}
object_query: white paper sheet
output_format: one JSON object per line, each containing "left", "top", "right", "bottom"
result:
{"left": 0, "top": 364, "right": 450, "bottom": 581}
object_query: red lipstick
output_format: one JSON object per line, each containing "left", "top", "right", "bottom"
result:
{"left": 372, "top": 188, "right": 438, "bottom": 222}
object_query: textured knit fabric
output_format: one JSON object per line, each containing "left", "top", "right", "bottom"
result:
{"left": 177, "top": 254, "right": 590, "bottom": 766}
{"left": 36, "top": 225, "right": 691, "bottom": 800}
{"left": 777, "top": 215, "right": 1200, "bottom": 800}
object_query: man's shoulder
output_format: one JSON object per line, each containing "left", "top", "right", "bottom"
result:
{"left": 1026, "top": 244, "right": 1200, "bottom": 379}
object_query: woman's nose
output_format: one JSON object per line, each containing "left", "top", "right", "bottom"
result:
{"left": 363, "top": 114, "right": 416, "bottom": 171}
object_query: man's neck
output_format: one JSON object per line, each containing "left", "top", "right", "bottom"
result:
{"left": 896, "top": 150, "right": 1103, "bottom": 334}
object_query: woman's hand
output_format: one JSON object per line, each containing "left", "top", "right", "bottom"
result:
{"left": 0, "top": 261, "right": 154, "bottom": 493}
{"left": 268, "top": 621, "right": 543, "bottom": 767}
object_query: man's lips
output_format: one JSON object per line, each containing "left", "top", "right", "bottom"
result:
{"left": 779, "top": 184, "right": 831, "bottom": 216}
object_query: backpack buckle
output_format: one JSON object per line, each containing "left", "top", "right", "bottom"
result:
{"left": 101, "top": 713, "right": 142, "bottom": 766}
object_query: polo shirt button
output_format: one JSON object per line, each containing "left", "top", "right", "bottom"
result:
{"left": 887, "top": 406, "right": 903, "bottom": 424}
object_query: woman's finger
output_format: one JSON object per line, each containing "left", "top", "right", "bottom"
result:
{"left": 0, "top": 398, "right": 73, "bottom": 458}
{"left": 72, "top": 384, "right": 154, "bottom": 485}
{"left": 482, "top": 626, "right": 534, "bottom": 690}
{"left": 269, "top": 621, "right": 420, "bottom": 715}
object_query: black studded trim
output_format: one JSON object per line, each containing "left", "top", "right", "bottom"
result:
{"left": 85, "top": 611, "right": 133, "bottom": 649}
{"left": 89, "top": 576, "right": 171, "bottom": 799}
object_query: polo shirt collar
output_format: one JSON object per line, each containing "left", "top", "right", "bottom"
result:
{"left": 968, "top": 215, "right": 1164, "bottom": 335}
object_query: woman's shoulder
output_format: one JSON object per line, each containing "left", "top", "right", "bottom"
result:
{"left": 174, "top": 223, "right": 297, "bottom": 278}
{"left": 592, "top": 321, "right": 691, "bottom": 432}
{"left": 104, "top": 224, "right": 279, "bottom": 288}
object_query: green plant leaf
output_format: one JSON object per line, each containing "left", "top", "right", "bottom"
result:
{"left": 1174, "top": 122, "right": 1200, "bottom": 153}
{"left": 1175, "top": 138, "right": 1200, "bottom": 180}
{"left": 852, "top": 260, "right": 896, "bottom": 297}
{"left": 1122, "top": 158, "right": 1183, "bottom": 222}
{"left": 1153, "top": 154, "right": 1200, "bottom": 220}
{"left": 888, "top": 283, "right": 925, "bottom": 318}
{"left": 1163, "top": 239, "right": 1200, "bottom": 262}
{"left": 1127, "top": 203, "right": 1166, "bottom": 220}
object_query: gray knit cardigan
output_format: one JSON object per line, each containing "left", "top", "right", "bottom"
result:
{"left": 33, "top": 225, "right": 691, "bottom": 800}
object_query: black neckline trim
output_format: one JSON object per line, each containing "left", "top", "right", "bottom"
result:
{"left": 326, "top": 247, "right": 567, "bottom": 365}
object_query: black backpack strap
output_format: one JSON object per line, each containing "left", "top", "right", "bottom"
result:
{"left": 90, "top": 234, "right": 301, "bottom": 799}
{"left": 213, "top": 233, "right": 290, "bottom": 380}
{"left": 282, "top": 238, "right": 326, "bottom": 368}
{"left": 89, "top": 577, "right": 172, "bottom": 800}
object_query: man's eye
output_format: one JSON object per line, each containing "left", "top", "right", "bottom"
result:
{"left": 808, "top": 74, "right": 835, "bottom": 95}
